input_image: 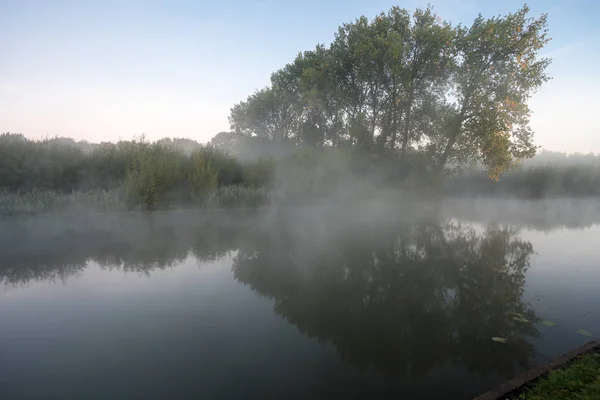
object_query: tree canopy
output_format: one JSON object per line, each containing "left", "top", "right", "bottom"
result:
{"left": 229, "top": 5, "right": 551, "bottom": 179}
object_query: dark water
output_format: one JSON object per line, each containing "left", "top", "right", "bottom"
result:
{"left": 1, "top": 201, "right": 599, "bottom": 400}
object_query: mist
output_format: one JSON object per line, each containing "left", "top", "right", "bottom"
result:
{"left": 3, "top": 3, "right": 600, "bottom": 399}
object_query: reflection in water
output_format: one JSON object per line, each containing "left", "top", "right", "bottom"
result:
{"left": 0, "top": 208, "right": 543, "bottom": 381}
{"left": 0, "top": 212, "right": 248, "bottom": 285}
{"left": 233, "top": 217, "right": 539, "bottom": 378}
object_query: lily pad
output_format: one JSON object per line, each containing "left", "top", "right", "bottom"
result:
{"left": 492, "top": 337, "right": 508, "bottom": 344}
{"left": 577, "top": 329, "right": 593, "bottom": 337}
{"left": 541, "top": 320, "right": 557, "bottom": 327}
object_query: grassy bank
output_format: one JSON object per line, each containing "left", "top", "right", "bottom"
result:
{"left": 509, "top": 352, "right": 600, "bottom": 400}
{"left": 0, "top": 188, "right": 127, "bottom": 216}
{"left": 2, "top": 133, "right": 600, "bottom": 217}
{"left": 0, "top": 186, "right": 273, "bottom": 216}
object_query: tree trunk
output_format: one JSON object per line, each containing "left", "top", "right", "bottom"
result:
{"left": 437, "top": 94, "right": 471, "bottom": 175}
{"left": 390, "top": 108, "right": 398, "bottom": 150}
{"left": 436, "top": 134, "right": 458, "bottom": 175}
{"left": 400, "top": 94, "right": 413, "bottom": 158}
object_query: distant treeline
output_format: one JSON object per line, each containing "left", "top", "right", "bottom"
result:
{"left": 213, "top": 130, "right": 600, "bottom": 199}
{"left": 446, "top": 164, "right": 600, "bottom": 198}
{"left": 445, "top": 149, "right": 600, "bottom": 198}
{"left": 1, "top": 132, "right": 599, "bottom": 215}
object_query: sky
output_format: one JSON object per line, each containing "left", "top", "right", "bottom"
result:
{"left": 1, "top": 0, "right": 599, "bottom": 153}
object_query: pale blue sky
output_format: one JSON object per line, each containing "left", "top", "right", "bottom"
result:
{"left": 1, "top": 0, "right": 598, "bottom": 152}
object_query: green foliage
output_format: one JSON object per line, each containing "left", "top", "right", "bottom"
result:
{"left": 0, "top": 133, "right": 139, "bottom": 193}
{"left": 186, "top": 149, "right": 219, "bottom": 202}
{"left": 0, "top": 133, "right": 85, "bottom": 192}
{"left": 276, "top": 148, "right": 352, "bottom": 197}
{"left": 445, "top": 162, "right": 600, "bottom": 198}
{"left": 242, "top": 158, "right": 276, "bottom": 188}
{"left": 122, "top": 142, "right": 261, "bottom": 208}
{"left": 125, "top": 140, "right": 187, "bottom": 208}
{"left": 541, "top": 320, "right": 557, "bottom": 327}
{"left": 443, "top": 6, "right": 551, "bottom": 179}
{"left": 0, "top": 133, "right": 267, "bottom": 214}
{"left": 509, "top": 353, "right": 600, "bottom": 400}
{"left": 206, "top": 186, "right": 272, "bottom": 209}
{"left": 0, "top": 188, "right": 126, "bottom": 216}
{"left": 229, "top": 4, "right": 551, "bottom": 178}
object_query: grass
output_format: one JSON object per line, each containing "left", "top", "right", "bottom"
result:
{"left": 0, "top": 186, "right": 273, "bottom": 216}
{"left": 509, "top": 352, "right": 600, "bottom": 400}
{"left": 205, "top": 185, "right": 273, "bottom": 209}
{"left": 0, "top": 188, "right": 127, "bottom": 216}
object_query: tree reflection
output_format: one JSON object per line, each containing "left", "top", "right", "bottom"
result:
{"left": 232, "top": 217, "right": 538, "bottom": 378}
{"left": 1, "top": 209, "right": 539, "bottom": 378}
{"left": 0, "top": 213, "right": 245, "bottom": 285}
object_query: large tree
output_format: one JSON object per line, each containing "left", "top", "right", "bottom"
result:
{"left": 229, "top": 4, "right": 550, "bottom": 178}
{"left": 431, "top": 6, "right": 551, "bottom": 179}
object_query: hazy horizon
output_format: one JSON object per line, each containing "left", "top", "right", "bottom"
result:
{"left": 2, "top": 0, "right": 599, "bottom": 153}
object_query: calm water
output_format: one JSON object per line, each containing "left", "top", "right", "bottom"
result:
{"left": 1, "top": 201, "right": 600, "bottom": 399}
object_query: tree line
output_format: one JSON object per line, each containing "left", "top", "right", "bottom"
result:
{"left": 1, "top": 130, "right": 600, "bottom": 216}
{"left": 0, "top": 133, "right": 273, "bottom": 213}
{"left": 446, "top": 163, "right": 600, "bottom": 198}
{"left": 228, "top": 5, "right": 551, "bottom": 180}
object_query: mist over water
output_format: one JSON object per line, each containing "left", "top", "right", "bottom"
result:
{"left": 1, "top": 199, "right": 599, "bottom": 399}
{"left": 2, "top": 1, "right": 599, "bottom": 397}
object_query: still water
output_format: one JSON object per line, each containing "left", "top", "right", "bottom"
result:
{"left": 1, "top": 201, "right": 599, "bottom": 399}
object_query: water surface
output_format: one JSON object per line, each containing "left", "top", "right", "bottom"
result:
{"left": 1, "top": 202, "right": 599, "bottom": 399}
